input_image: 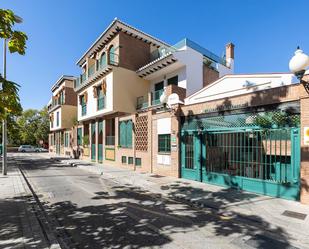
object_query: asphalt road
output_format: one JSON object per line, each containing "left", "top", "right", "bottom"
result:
{"left": 9, "top": 153, "right": 301, "bottom": 249}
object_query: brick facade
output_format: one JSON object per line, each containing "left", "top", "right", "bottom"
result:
{"left": 203, "top": 65, "right": 219, "bottom": 88}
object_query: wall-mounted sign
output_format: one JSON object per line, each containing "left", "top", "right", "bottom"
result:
{"left": 304, "top": 127, "right": 309, "bottom": 146}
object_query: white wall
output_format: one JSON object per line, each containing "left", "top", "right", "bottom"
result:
{"left": 174, "top": 46, "right": 204, "bottom": 96}
{"left": 185, "top": 73, "right": 296, "bottom": 105}
{"left": 50, "top": 108, "right": 61, "bottom": 131}
{"left": 77, "top": 73, "right": 114, "bottom": 121}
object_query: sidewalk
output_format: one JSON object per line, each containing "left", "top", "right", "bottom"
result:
{"left": 52, "top": 155, "right": 309, "bottom": 248}
{"left": 0, "top": 163, "right": 60, "bottom": 249}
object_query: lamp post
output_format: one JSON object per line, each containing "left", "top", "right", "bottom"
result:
{"left": 289, "top": 46, "right": 309, "bottom": 93}
{"left": 2, "top": 15, "right": 23, "bottom": 175}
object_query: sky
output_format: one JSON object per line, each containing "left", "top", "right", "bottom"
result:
{"left": 1, "top": 0, "right": 309, "bottom": 110}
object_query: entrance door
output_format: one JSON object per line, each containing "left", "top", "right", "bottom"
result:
{"left": 56, "top": 132, "right": 61, "bottom": 155}
{"left": 98, "top": 121, "right": 103, "bottom": 162}
{"left": 91, "top": 123, "right": 96, "bottom": 161}
{"left": 181, "top": 132, "right": 202, "bottom": 181}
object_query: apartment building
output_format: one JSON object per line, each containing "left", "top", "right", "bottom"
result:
{"left": 47, "top": 18, "right": 309, "bottom": 204}
{"left": 73, "top": 18, "right": 233, "bottom": 171}
{"left": 48, "top": 75, "right": 77, "bottom": 157}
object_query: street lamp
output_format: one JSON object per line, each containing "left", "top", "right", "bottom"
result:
{"left": 2, "top": 14, "right": 23, "bottom": 175}
{"left": 289, "top": 46, "right": 309, "bottom": 92}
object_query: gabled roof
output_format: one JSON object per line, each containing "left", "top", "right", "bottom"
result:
{"left": 51, "top": 75, "right": 75, "bottom": 92}
{"left": 185, "top": 73, "right": 297, "bottom": 105}
{"left": 76, "top": 18, "right": 171, "bottom": 66}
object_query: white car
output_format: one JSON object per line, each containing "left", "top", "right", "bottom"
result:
{"left": 18, "top": 145, "right": 37, "bottom": 152}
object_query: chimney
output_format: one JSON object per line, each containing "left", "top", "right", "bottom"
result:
{"left": 226, "top": 42, "right": 235, "bottom": 60}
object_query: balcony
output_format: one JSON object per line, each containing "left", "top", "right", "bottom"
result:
{"left": 150, "top": 46, "right": 177, "bottom": 61}
{"left": 136, "top": 96, "right": 148, "bottom": 110}
{"left": 74, "top": 53, "right": 119, "bottom": 91}
{"left": 88, "top": 64, "right": 96, "bottom": 78}
{"left": 151, "top": 89, "right": 164, "bottom": 106}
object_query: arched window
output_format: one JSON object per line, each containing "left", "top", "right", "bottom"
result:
{"left": 100, "top": 52, "right": 106, "bottom": 68}
{"left": 108, "top": 45, "right": 115, "bottom": 64}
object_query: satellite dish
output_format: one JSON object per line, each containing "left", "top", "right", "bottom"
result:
{"left": 167, "top": 93, "right": 183, "bottom": 106}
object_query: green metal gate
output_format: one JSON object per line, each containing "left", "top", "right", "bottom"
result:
{"left": 91, "top": 123, "right": 96, "bottom": 161}
{"left": 181, "top": 111, "right": 301, "bottom": 200}
{"left": 98, "top": 121, "right": 103, "bottom": 162}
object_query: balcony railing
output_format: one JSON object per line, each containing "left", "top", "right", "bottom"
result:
{"left": 151, "top": 89, "right": 164, "bottom": 106}
{"left": 74, "top": 52, "right": 119, "bottom": 90}
{"left": 136, "top": 96, "right": 148, "bottom": 110}
{"left": 150, "top": 47, "right": 177, "bottom": 61}
{"left": 106, "top": 136, "right": 115, "bottom": 146}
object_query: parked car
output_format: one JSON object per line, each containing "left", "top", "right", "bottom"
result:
{"left": 36, "top": 147, "right": 48, "bottom": 152}
{"left": 18, "top": 145, "right": 37, "bottom": 152}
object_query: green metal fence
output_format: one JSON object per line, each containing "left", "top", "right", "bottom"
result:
{"left": 181, "top": 110, "right": 301, "bottom": 200}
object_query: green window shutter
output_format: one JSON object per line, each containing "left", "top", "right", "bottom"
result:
{"left": 126, "top": 120, "right": 133, "bottom": 148}
{"left": 77, "top": 128, "right": 82, "bottom": 146}
{"left": 119, "top": 121, "right": 126, "bottom": 147}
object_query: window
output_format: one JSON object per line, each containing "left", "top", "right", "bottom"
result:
{"left": 99, "top": 53, "right": 107, "bottom": 68}
{"left": 135, "top": 158, "right": 142, "bottom": 166}
{"left": 109, "top": 45, "right": 115, "bottom": 64}
{"left": 128, "top": 157, "right": 133, "bottom": 164}
{"left": 121, "top": 156, "right": 127, "bottom": 164}
{"left": 153, "top": 82, "right": 164, "bottom": 105}
{"left": 97, "top": 87, "right": 105, "bottom": 110}
{"left": 77, "top": 128, "right": 82, "bottom": 146}
{"left": 158, "top": 134, "right": 171, "bottom": 153}
{"left": 56, "top": 112, "right": 59, "bottom": 126}
{"left": 106, "top": 119, "right": 115, "bottom": 145}
{"left": 167, "top": 76, "right": 178, "bottom": 86}
{"left": 81, "top": 95, "right": 87, "bottom": 116}
{"left": 119, "top": 120, "right": 132, "bottom": 148}
{"left": 64, "top": 133, "right": 69, "bottom": 147}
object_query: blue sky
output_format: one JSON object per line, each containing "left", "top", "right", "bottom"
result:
{"left": 1, "top": 0, "right": 309, "bottom": 110}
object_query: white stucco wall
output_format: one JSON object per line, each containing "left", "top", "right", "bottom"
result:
{"left": 185, "top": 73, "right": 297, "bottom": 105}
{"left": 50, "top": 108, "right": 62, "bottom": 131}
{"left": 174, "top": 46, "right": 204, "bottom": 96}
{"left": 77, "top": 73, "right": 114, "bottom": 121}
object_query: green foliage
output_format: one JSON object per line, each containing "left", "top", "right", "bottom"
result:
{"left": 0, "top": 9, "right": 28, "bottom": 55}
{"left": 13, "top": 107, "right": 50, "bottom": 146}
{"left": 0, "top": 75, "right": 22, "bottom": 118}
{"left": 83, "top": 135, "right": 89, "bottom": 147}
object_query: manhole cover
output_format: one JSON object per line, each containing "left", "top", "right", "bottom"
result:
{"left": 282, "top": 210, "right": 307, "bottom": 220}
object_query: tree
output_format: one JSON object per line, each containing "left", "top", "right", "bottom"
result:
{"left": 16, "top": 108, "right": 50, "bottom": 146}
{"left": 0, "top": 8, "right": 27, "bottom": 118}
{"left": 0, "top": 9, "right": 27, "bottom": 55}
